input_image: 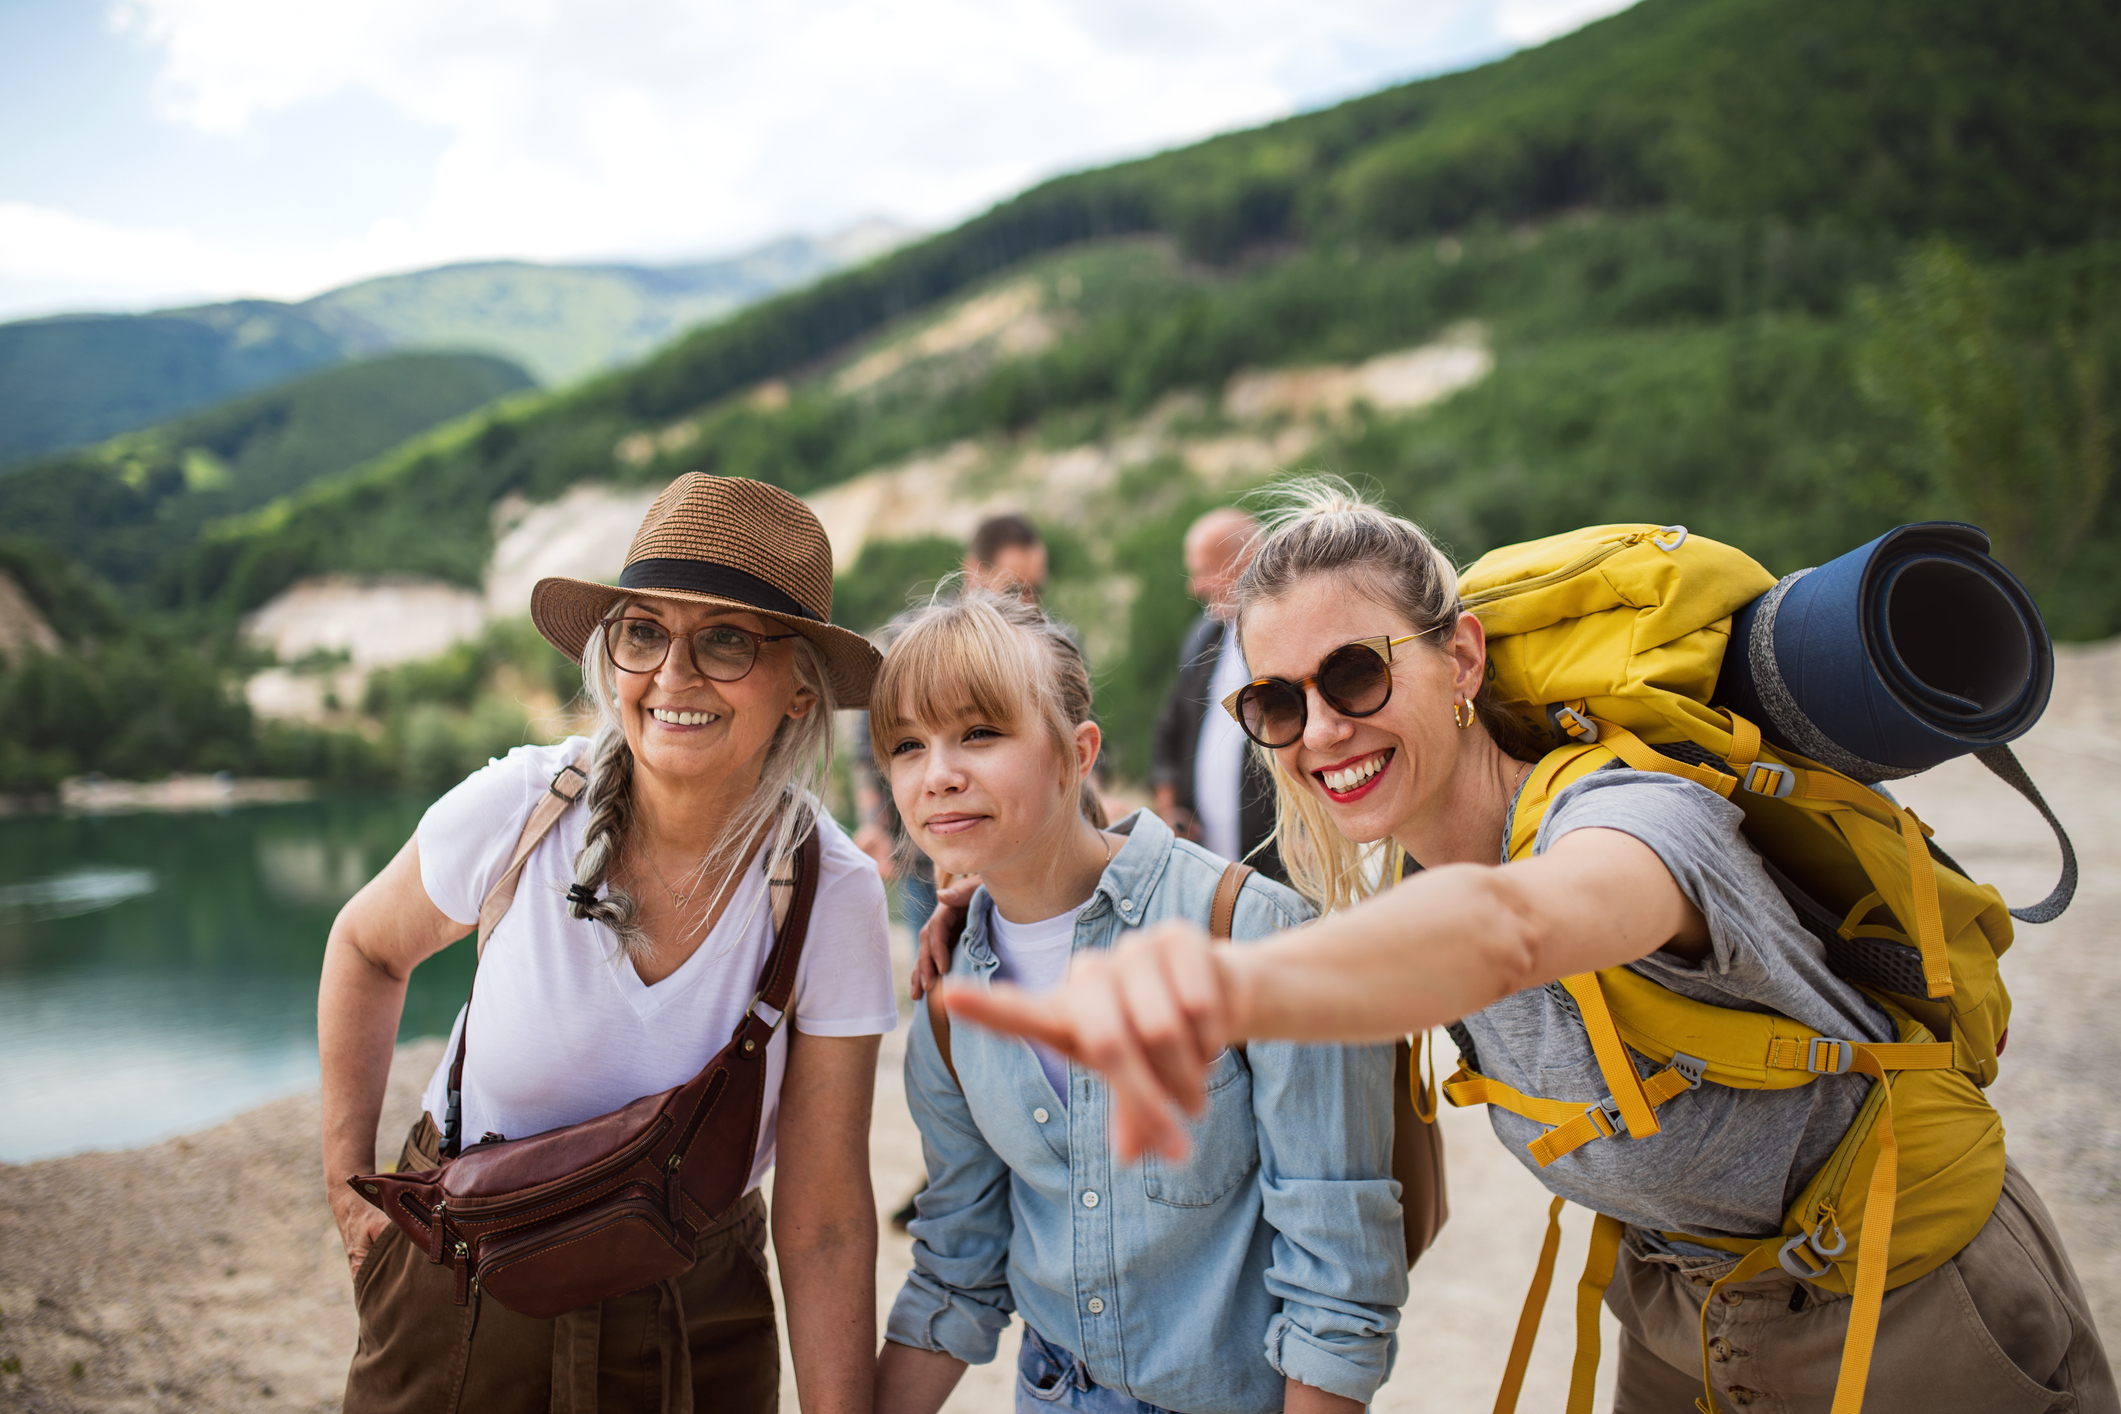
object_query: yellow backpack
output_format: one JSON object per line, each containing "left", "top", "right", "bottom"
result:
{"left": 1444, "top": 523, "right": 2043, "bottom": 1414}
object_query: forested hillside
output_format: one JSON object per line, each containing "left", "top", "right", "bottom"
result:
{"left": 2, "top": 0, "right": 2115, "bottom": 796}
{"left": 0, "top": 302, "right": 375, "bottom": 467}
{"left": 177, "top": 0, "right": 2119, "bottom": 620}
{"left": 0, "top": 351, "right": 533, "bottom": 593}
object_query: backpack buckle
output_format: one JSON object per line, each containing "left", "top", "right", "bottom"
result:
{"left": 550, "top": 762, "right": 589, "bottom": 802}
{"left": 1586, "top": 1095, "right": 1627, "bottom": 1139}
{"left": 1548, "top": 704, "right": 1601, "bottom": 743}
{"left": 1777, "top": 1214, "right": 1847, "bottom": 1281}
{"left": 1805, "top": 1038, "right": 1855, "bottom": 1075}
{"left": 1742, "top": 760, "right": 1796, "bottom": 798}
{"left": 1668, "top": 1051, "right": 1707, "bottom": 1090}
{"left": 1778, "top": 1231, "right": 1834, "bottom": 1281}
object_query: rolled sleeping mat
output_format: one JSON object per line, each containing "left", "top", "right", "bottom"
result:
{"left": 1713, "top": 521, "right": 2073, "bottom": 922}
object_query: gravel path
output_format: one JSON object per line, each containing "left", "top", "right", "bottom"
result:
{"left": 4, "top": 644, "right": 2116, "bottom": 1412}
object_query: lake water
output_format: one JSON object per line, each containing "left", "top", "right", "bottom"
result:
{"left": 0, "top": 796, "right": 473, "bottom": 1163}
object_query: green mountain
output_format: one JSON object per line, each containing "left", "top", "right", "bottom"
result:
{"left": 5, "top": 0, "right": 2117, "bottom": 795}
{"left": 0, "top": 351, "right": 533, "bottom": 592}
{"left": 304, "top": 222, "right": 912, "bottom": 386}
{"left": 0, "top": 223, "right": 911, "bottom": 468}
{"left": 0, "top": 301, "right": 377, "bottom": 468}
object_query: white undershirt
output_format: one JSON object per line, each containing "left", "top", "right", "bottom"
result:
{"left": 1194, "top": 620, "right": 1252, "bottom": 862}
{"left": 414, "top": 740, "right": 896, "bottom": 1192}
{"left": 987, "top": 898, "right": 1087, "bottom": 1103}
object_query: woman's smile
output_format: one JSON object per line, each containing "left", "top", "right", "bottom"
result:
{"left": 647, "top": 706, "right": 722, "bottom": 729}
{"left": 1315, "top": 747, "right": 1394, "bottom": 802}
{"left": 923, "top": 810, "right": 988, "bottom": 837}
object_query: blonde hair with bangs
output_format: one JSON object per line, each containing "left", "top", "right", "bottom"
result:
{"left": 870, "top": 585, "right": 1108, "bottom": 831}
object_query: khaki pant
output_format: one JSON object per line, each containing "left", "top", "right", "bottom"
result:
{"left": 1607, "top": 1160, "right": 2116, "bottom": 1413}
{"left": 343, "top": 1115, "right": 780, "bottom": 1414}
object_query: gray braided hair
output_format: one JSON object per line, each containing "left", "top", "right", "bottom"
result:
{"left": 569, "top": 606, "right": 837, "bottom": 964}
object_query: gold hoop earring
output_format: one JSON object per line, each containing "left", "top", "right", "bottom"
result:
{"left": 1453, "top": 699, "right": 1475, "bottom": 729}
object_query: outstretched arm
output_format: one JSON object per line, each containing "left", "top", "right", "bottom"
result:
{"left": 943, "top": 826, "right": 1706, "bottom": 1160}
{"left": 318, "top": 835, "right": 471, "bottom": 1276}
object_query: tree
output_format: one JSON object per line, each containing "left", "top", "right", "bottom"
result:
{"left": 1857, "top": 237, "right": 2114, "bottom": 589}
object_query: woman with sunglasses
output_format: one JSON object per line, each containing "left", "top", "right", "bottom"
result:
{"left": 950, "top": 480, "right": 2114, "bottom": 1412}
{"left": 321, "top": 474, "right": 896, "bottom": 1413}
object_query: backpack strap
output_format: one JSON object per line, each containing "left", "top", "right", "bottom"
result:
{"left": 1210, "top": 861, "right": 1254, "bottom": 938}
{"left": 1975, "top": 745, "right": 2078, "bottom": 923}
{"left": 928, "top": 859, "right": 1254, "bottom": 1092}
{"left": 444, "top": 750, "right": 589, "bottom": 1156}
{"left": 746, "top": 813, "right": 822, "bottom": 1031}
{"left": 476, "top": 751, "right": 591, "bottom": 958}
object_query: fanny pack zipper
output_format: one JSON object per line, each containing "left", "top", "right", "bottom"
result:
{"left": 442, "top": 1114, "right": 673, "bottom": 1226}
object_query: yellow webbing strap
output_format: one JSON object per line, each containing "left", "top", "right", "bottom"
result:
{"left": 1831, "top": 1046, "right": 1900, "bottom": 1414}
{"left": 1898, "top": 806, "right": 1954, "bottom": 998}
{"left": 1526, "top": 1066, "right": 1697, "bottom": 1167}
{"left": 1593, "top": 720, "right": 1738, "bottom": 800}
{"left": 1689, "top": 1044, "right": 1904, "bottom": 1414}
{"left": 1724, "top": 710, "right": 1762, "bottom": 776}
{"left": 1562, "top": 974, "right": 1661, "bottom": 1139}
{"left": 1569, "top": 1213, "right": 1625, "bottom": 1414}
{"left": 1448, "top": 1063, "right": 1699, "bottom": 1167}
{"left": 1763, "top": 1038, "right": 1952, "bottom": 1073}
{"left": 1586, "top": 714, "right": 1954, "bottom": 1002}
{"left": 1493, "top": 1197, "right": 1566, "bottom": 1414}
{"left": 1780, "top": 762, "right": 1902, "bottom": 822}
{"left": 1837, "top": 890, "right": 1886, "bottom": 937}
{"left": 1444, "top": 1069, "right": 1587, "bottom": 1127}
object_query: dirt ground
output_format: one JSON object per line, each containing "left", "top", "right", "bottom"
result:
{"left": 4, "top": 642, "right": 2117, "bottom": 1413}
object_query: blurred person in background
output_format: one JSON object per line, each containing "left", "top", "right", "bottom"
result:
{"left": 855, "top": 512, "right": 1057, "bottom": 937}
{"left": 963, "top": 513, "right": 1049, "bottom": 604}
{"left": 1151, "top": 507, "right": 1284, "bottom": 882}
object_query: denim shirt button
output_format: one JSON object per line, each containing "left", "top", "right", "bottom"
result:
{"left": 1082, "top": 1190, "right": 1099, "bottom": 1208}
{"left": 1033, "top": 1107, "right": 1050, "bottom": 1124}
{"left": 1086, "top": 1297, "right": 1105, "bottom": 1315}
{"left": 1120, "top": 898, "right": 1133, "bottom": 913}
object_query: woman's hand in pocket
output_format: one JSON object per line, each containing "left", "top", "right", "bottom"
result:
{"left": 330, "top": 1179, "right": 394, "bottom": 1281}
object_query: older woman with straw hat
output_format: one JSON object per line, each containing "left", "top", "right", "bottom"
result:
{"left": 320, "top": 473, "right": 895, "bottom": 1414}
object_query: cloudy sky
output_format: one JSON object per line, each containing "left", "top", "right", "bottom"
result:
{"left": 0, "top": 0, "right": 1636, "bottom": 320}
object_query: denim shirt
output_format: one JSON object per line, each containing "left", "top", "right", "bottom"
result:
{"left": 886, "top": 810, "right": 1406, "bottom": 1413}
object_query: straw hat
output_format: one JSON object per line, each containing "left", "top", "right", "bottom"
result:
{"left": 530, "top": 473, "right": 880, "bottom": 708}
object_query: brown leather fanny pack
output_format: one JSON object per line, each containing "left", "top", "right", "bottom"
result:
{"left": 350, "top": 754, "right": 820, "bottom": 1325}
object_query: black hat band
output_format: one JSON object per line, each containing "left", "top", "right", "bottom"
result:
{"left": 617, "top": 558, "right": 822, "bottom": 622}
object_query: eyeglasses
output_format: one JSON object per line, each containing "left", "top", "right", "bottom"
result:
{"left": 601, "top": 616, "right": 797, "bottom": 680}
{"left": 1220, "top": 630, "right": 1441, "bottom": 749}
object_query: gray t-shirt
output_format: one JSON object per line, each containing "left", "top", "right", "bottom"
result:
{"left": 1455, "top": 766, "right": 1894, "bottom": 1247}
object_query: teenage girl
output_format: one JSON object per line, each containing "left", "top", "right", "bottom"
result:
{"left": 869, "top": 587, "right": 1405, "bottom": 1414}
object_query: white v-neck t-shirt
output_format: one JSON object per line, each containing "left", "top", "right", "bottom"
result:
{"left": 415, "top": 740, "right": 896, "bottom": 1193}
